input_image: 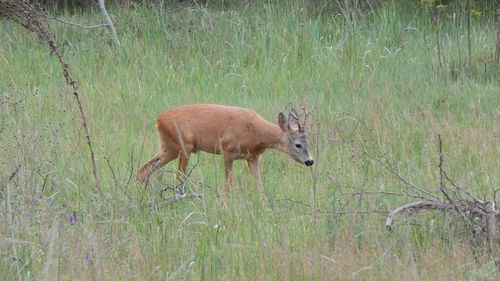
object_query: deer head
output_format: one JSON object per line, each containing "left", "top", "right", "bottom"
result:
{"left": 278, "top": 108, "right": 314, "bottom": 166}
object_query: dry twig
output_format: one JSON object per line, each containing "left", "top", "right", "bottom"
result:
{"left": 47, "top": 15, "right": 108, "bottom": 29}
{"left": 96, "top": 0, "right": 120, "bottom": 45}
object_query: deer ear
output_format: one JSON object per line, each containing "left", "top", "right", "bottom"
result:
{"left": 278, "top": 112, "right": 288, "bottom": 132}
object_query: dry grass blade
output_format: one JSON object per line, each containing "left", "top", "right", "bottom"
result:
{"left": 41, "top": 217, "right": 59, "bottom": 281}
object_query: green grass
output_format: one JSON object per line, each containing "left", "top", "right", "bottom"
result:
{"left": 1, "top": 1, "right": 499, "bottom": 280}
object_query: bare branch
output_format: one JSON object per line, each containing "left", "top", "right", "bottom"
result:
{"left": 385, "top": 201, "right": 486, "bottom": 230}
{"left": 441, "top": 169, "right": 477, "bottom": 200}
{"left": 162, "top": 193, "right": 202, "bottom": 203}
{"left": 438, "top": 134, "right": 453, "bottom": 203}
{"left": 338, "top": 191, "right": 426, "bottom": 200}
{"left": 352, "top": 145, "right": 441, "bottom": 201}
{"left": 8, "top": 164, "right": 21, "bottom": 182}
{"left": 103, "top": 151, "right": 119, "bottom": 188}
{"left": 276, "top": 197, "right": 389, "bottom": 216}
{"left": 47, "top": 15, "right": 108, "bottom": 29}
{"left": 96, "top": 0, "right": 120, "bottom": 45}
{"left": 466, "top": 0, "right": 472, "bottom": 73}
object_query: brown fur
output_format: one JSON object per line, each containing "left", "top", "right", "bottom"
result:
{"left": 137, "top": 104, "right": 311, "bottom": 191}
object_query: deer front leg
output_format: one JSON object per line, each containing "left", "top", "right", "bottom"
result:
{"left": 247, "top": 156, "right": 263, "bottom": 190}
{"left": 222, "top": 153, "right": 234, "bottom": 193}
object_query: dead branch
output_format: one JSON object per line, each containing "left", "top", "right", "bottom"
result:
{"left": 466, "top": 0, "right": 472, "bottom": 73}
{"left": 276, "top": 197, "right": 389, "bottom": 216}
{"left": 96, "top": 0, "right": 120, "bottom": 45}
{"left": 103, "top": 151, "right": 119, "bottom": 188}
{"left": 438, "top": 134, "right": 453, "bottom": 203}
{"left": 374, "top": 135, "right": 500, "bottom": 245}
{"left": 333, "top": 130, "right": 500, "bottom": 244}
{"left": 385, "top": 200, "right": 485, "bottom": 230}
{"left": 8, "top": 164, "right": 21, "bottom": 182}
{"left": 352, "top": 145, "right": 440, "bottom": 201}
{"left": 162, "top": 192, "right": 202, "bottom": 203}
{"left": 148, "top": 154, "right": 209, "bottom": 203}
{"left": 47, "top": 15, "right": 108, "bottom": 29}
{"left": 338, "top": 191, "right": 425, "bottom": 200}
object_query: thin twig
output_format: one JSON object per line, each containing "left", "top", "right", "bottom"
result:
{"left": 438, "top": 134, "right": 453, "bottom": 203}
{"left": 124, "top": 147, "right": 136, "bottom": 190}
{"left": 338, "top": 191, "right": 425, "bottom": 199}
{"left": 96, "top": 0, "right": 120, "bottom": 45}
{"left": 8, "top": 164, "right": 21, "bottom": 182}
{"left": 163, "top": 193, "right": 201, "bottom": 203}
{"left": 454, "top": 12, "right": 463, "bottom": 73}
{"left": 103, "top": 151, "right": 119, "bottom": 188}
{"left": 352, "top": 145, "right": 440, "bottom": 201}
{"left": 276, "top": 197, "right": 388, "bottom": 216}
{"left": 441, "top": 169, "right": 476, "bottom": 200}
{"left": 429, "top": 5, "right": 443, "bottom": 69}
{"left": 46, "top": 16, "right": 107, "bottom": 29}
{"left": 37, "top": 170, "right": 56, "bottom": 192}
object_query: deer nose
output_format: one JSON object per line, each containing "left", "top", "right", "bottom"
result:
{"left": 304, "top": 160, "right": 314, "bottom": 166}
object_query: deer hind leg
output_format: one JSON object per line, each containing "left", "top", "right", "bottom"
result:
{"left": 176, "top": 144, "right": 193, "bottom": 183}
{"left": 137, "top": 149, "right": 177, "bottom": 183}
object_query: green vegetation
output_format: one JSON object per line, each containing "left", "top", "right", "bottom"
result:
{"left": 1, "top": 1, "right": 498, "bottom": 280}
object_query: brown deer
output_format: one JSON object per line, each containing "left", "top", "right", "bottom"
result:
{"left": 137, "top": 104, "right": 313, "bottom": 190}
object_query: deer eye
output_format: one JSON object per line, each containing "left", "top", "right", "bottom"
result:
{"left": 295, "top": 144, "right": 302, "bottom": 149}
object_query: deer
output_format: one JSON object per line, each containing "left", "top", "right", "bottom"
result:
{"left": 137, "top": 104, "right": 314, "bottom": 191}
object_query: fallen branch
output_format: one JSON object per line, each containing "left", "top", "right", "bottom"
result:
{"left": 378, "top": 135, "right": 499, "bottom": 246}
{"left": 385, "top": 200, "right": 486, "bottom": 230}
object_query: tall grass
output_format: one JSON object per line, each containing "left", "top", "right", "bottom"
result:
{"left": 1, "top": 1, "right": 498, "bottom": 280}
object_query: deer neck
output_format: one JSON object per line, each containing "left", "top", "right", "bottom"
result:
{"left": 263, "top": 123, "right": 289, "bottom": 154}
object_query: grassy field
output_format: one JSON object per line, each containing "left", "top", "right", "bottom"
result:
{"left": 1, "top": 1, "right": 499, "bottom": 280}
